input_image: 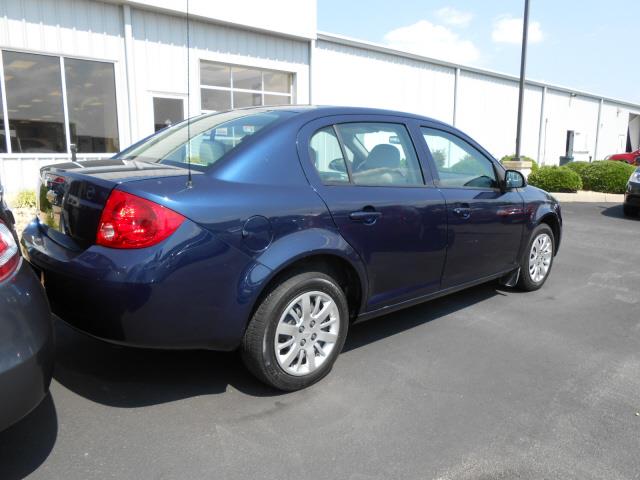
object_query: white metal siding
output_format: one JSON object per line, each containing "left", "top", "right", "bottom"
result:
{"left": 540, "top": 91, "right": 600, "bottom": 164}
{"left": 313, "top": 40, "right": 455, "bottom": 124}
{"left": 456, "top": 71, "right": 542, "bottom": 161}
{"left": 0, "top": 0, "right": 129, "bottom": 194}
{"left": 130, "top": 8, "right": 310, "bottom": 140}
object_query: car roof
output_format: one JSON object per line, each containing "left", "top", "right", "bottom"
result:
{"left": 225, "top": 105, "right": 451, "bottom": 128}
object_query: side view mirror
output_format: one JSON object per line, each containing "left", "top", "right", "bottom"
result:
{"left": 634, "top": 156, "right": 640, "bottom": 167}
{"left": 504, "top": 169, "right": 526, "bottom": 190}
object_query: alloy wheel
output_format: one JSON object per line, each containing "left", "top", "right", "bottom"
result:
{"left": 529, "top": 233, "right": 553, "bottom": 283}
{"left": 274, "top": 291, "right": 340, "bottom": 376}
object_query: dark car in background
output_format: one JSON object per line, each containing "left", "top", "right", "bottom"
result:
{"left": 21, "top": 106, "right": 562, "bottom": 391}
{"left": 624, "top": 167, "right": 640, "bottom": 217}
{"left": 0, "top": 181, "right": 54, "bottom": 431}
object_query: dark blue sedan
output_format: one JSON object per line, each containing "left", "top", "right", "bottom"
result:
{"left": 21, "top": 106, "right": 561, "bottom": 391}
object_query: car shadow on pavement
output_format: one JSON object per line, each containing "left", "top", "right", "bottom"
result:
{"left": 600, "top": 204, "right": 640, "bottom": 221}
{"left": 53, "top": 283, "right": 504, "bottom": 407}
{"left": 343, "top": 282, "right": 503, "bottom": 352}
{"left": 52, "top": 318, "right": 283, "bottom": 408}
{"left": 0, "top": 394, "right": 57, "bottom": 480}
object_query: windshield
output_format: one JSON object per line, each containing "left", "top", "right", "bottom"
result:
{"left": 115, "top": 109, "right": 292, "bottom": 169}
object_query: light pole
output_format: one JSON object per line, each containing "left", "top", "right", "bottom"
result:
{"left": 515, "top": 0, "right": 530, "bottom": 161}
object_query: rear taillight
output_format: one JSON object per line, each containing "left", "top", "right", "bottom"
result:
{"left": 0, "top": 222, "right": 20, "bottom": 282}
{"left": 96, "top": 190, "right": 185, "bottom": 249}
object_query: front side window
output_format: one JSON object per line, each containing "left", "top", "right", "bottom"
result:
{"left": 200, "top": 61, "right": 293, "bottom": 112}
{"left": 3, "top": 51, "right": 66, "bottom": 153}
{"left": 335, "top": 123, "right": 424, "bottom": 186}
{"left": 116, "top": 110, "right": 293, "bottom": 169}
{"left": 309, "top": 127, "right": 349, "bottom": 184}
{"left": 421, "top": 128, "right": 498, "bottom": 189}
{"left": 65, "top": 58, "right": 119, "bottom": 153}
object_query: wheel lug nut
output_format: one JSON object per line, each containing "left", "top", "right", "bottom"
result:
{"left": 310, "top": 321, "right": 315, "bottom": 327}
{"left": 300, "top": 339, "right": 306, "bottom": 346}
{"left": 299, "top": 326, "right": 304, "bottom": 333}
{"left": 311, "top": 333, "right": 317, "bottom": 340}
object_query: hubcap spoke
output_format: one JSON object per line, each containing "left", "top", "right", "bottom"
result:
{"left": 316, "top": 331, "right": 338, "bottom": 343}
{"left": 277, "top": 324, "right": 300, "bottom": 338}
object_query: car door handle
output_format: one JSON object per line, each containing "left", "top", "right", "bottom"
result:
{"left": 453, "top": 204, "right": 471, "bottom": 219}
{"left": 349, "top": 210, "right": 382, "bottom": 224}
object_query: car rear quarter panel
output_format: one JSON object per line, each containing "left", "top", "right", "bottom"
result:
{"left": 115, "top": 118, "right": 369, "bottom": 341}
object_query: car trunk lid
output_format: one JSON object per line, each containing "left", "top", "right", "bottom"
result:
{"left": 38, "top": 159, "right": 189, "bottom": 249}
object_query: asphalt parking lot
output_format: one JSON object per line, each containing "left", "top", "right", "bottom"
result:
{"left": 1, "top": 202, "right": 639, "bottom": 480}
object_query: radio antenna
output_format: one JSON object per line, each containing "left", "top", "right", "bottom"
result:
{"left": 186, "top": 0, "right": 193, "bottom": 188}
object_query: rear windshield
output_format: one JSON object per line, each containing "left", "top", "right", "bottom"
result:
{"left": 115, "top": 110, "right": 292, "bottom": 169}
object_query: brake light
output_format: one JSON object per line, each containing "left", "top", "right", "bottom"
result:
{"left": 0, "top": 222, "right": 20, "bottom": 282}
{"left": 96, "top": 190, "right": 185, "bottom": 249}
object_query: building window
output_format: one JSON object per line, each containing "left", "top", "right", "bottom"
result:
{"left": 153, "top": 97, "right": 184, "bottom": 132}
{"left": 3, "top": 51, "right": 67, "bottom": 153}
{"left": 200, "top": 60, "right": 293, "bottom": 112}
{"left": 0, "top": 50, "right": 119, "bottom": 155}
{"left": 65, "top": 58, "right": 119, "bottom": 153}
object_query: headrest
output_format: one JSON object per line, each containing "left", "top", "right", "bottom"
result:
{"left": 366, "top": 144, "right": 400, "bottom": 169}
{"left": 199, "top": 140, "right": 225, "bottom": 166}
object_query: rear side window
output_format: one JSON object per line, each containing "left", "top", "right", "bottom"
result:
{"left": 308, "top": 122, "right": 424, "bottom": 187}
{"left": 337, "top": 123, "right": 423, "bottom": 186}
{"left": 421, "top": 128, "right": 498, "bottom": 189}
{"left": 309, "top": 127, "right": 349, "bottom": 184}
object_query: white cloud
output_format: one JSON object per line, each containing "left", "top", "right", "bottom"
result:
{"left": 384, "top": 20, "right": 480, "bottom": 64}
{"left": 435, "top": 7, "right": 473, "bottom": 28}
{"left": 492, "top": 15, "right": 544, "bottom": 44}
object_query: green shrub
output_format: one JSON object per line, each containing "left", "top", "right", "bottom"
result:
{"left": 11, "top": 189, "right": 37, "bottom": 208}
{"left": 527, "top": 166, "right": 582, "bottom": 193}
{"left": 579, "top": 160, "right": 636, "bottom": 194}
{"left": 500, "top": 154, "right": 539, "bottom": 172}
{"left": 431, "top": 149, "right": 446, "bottom": 169}
{"left": 565, "top": 161, "right": 591, "bottom": 180}
{"left": 449, "top": 154, "right": 487, "bottom": 175}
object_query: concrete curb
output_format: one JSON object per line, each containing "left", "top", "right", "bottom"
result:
{"left": 551, "top": 191, "right": 624, "bottom": 203}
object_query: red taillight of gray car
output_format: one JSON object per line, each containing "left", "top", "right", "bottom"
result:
{"left": 96, "top": 190, "right": 185, "bottom": 249}
{"left": 0, "top": 222, "right": 20, "bottom": 282}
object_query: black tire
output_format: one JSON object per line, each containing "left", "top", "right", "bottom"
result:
{"left": 623, "top": 204, "right": 638, "bottom": 217}
{"left": 516, "top": 224, "right": 555, "bottom": 292}
{"left": 241, "top": 271, "right": 349, "bottom": 391}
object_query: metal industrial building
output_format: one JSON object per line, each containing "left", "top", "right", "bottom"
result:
{"left": 1, "top": 0, "right": 639, "bottom": 193}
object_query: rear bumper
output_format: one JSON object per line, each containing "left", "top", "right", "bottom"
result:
{"left": 0, "top": 259, "right": 54, "bottom": 432}
{"left": 20, "top": 218, "right": 271, "bottom": 351}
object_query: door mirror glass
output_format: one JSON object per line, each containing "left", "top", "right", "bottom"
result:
{"left": 505, "top": 170, "right": 526, "bottom": 189}
{"left": 634, "top": 156, "right": 640, "bottom": 166}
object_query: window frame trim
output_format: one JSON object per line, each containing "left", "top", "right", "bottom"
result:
{"left": 419, "top": 125, "right": 503, "bottom": 191}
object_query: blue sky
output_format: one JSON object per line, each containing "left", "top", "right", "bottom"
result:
{"left": 318, "top": 0, "right": 640, "bottom": 104}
